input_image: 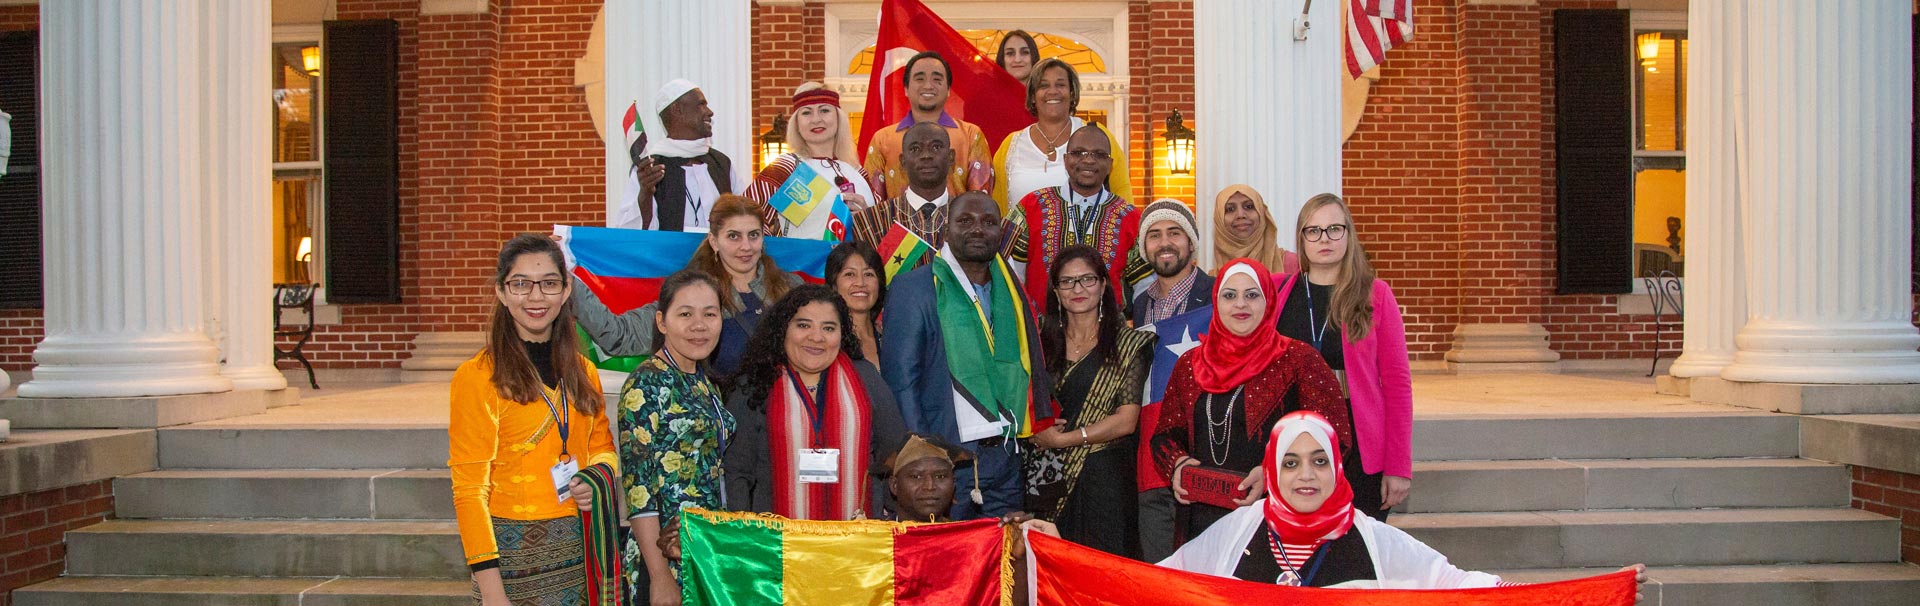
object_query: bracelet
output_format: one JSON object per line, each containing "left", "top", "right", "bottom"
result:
{"left": 1079, "top": 427, "right": 1090, "bottom": 446}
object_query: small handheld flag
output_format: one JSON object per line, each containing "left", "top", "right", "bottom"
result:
{"left": 877, "top": 223, "right": 932, "bottom": 283}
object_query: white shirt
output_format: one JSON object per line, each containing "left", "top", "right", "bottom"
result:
{"left": 1157, "top": 501, "right": 1504, "bottom": 590}
{"left": 1002, "top": 116, "right": 1086, "bottom": 204}
{"left": 611, "top": 162, "right": 748, "bottom": 231}
{"left": 904, "top": 186, "right": 949, "bottom": 215}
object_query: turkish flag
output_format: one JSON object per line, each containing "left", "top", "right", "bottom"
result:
{"left": 855, "top": 0, "right": 1033, "bottom": 162}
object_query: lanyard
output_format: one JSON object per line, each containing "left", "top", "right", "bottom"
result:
{"left": 1269, "top": 529, "right": 1332, "bottom": 587}
{"left": 784, "top": 367, "right": 829, "bottom": 448}
{"left": 1301, "top": 275, "right": 1332, "bottom": 351}
{"left": 660, "top": 348, "right": 728, "bottom": 453}
{"left": 537, "top": 386, "right": 571, "bottom": 460}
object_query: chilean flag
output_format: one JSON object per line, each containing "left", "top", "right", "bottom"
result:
{"left": 555, "top": 225, "right": 834, "bottom": 315}
{"left": 855, "top": 0, "right": 1033, "bottom": 161}
{"left": 1135, "top": 305, "right": 1213, "bottom": 492}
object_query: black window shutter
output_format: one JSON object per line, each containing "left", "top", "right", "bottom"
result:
{"left": 322, "top": 20, "right": 401, "bottom": 303}
{"left": 0, "top": 31, "right": 40, "bottom": 309}
{"left": 1553, "top": 9, "right": 1634, "bottom": 295}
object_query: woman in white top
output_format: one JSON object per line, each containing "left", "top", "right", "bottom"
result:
{"left": 747, "top": 82, "right": 878, "bottom": 240}
{"left": 1159, "top": 411, "right": 1647, "bottom": 597}
{"left": 992, "top": 58, "right": 1129, "bottom": 213}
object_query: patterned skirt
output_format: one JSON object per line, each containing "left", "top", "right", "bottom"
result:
{"left": 475, "top": 516, "right": 586, "bottom": 606}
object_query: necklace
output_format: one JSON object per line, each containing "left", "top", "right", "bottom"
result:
{"left": 1202, "top": 386, "right": 1244, "bottom": 466}
{"left": 1032, "top": 121, "right": 1070, "bottom": 161}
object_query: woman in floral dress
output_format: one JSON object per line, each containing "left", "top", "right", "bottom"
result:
{"left": 619, "top": 269, "right": 735, "bottom": 606}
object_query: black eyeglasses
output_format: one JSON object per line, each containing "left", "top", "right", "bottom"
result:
{"left": 1301, "top": 224, "right": 1349, "bottom": 242}
{"left": 504, "top": 279, "right": 566, "bottom": 296}
{"left": 1052, "top": 274, "right": 1103, "bottom": 291}
{"left": 1066, "top": 150, "right": 1111, "bottom": 162}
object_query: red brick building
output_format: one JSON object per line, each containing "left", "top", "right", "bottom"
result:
{"left": 0, "top": 0, "right": 1719, "bottom": 377}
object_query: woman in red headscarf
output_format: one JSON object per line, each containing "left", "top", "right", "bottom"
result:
{"left": 1159, "top": 411, "right": 1650, "bottom": 592}
{"left": 1150, "top": 258, "right": 1351, "bottom": 542}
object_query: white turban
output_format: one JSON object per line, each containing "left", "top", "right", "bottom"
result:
{"left": 641, "top": 79, "right": 710, "bottom": 158}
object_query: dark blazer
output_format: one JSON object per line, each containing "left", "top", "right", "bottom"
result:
{"left": 1131, "top": 267, "right": 1215, "bottom": 327}
{"left": 879, "top": 260, "right": 1051, "bottom": 453}
{"left": 722, "top": 359, "right": 907, "bottom": 516}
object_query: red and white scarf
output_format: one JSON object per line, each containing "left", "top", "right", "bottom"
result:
{"left": 1263, "top": 410, "right": 1357, "bottom": 544}
{"left": 766, "top": 354, "right": 872, "bottom": 520}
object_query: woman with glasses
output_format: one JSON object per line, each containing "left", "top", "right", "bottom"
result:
{"left": 1025, "top": 245, "right": 1156, "bottom": 559}
{"left": 1211, "top": 185, "right": 1299, "bottom": 274}
{"left": 1271, "top": 193, "right": 1413, "bottom": 522}
{"left": 1151, "top": 257, "right": 1350, "bottom": 543}
{"left": 992, "top": 58, "right": 1130, "bottom": 213}
{"left": 449, "top": 235, "right": 617, "bottom": 606}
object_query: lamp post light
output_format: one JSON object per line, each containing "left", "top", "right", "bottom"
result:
{"left": 1162, "top": 109, "right": 1195, "bottom": 175}
{"left": 759, "top": 113, "right": 791, "bottom": 170}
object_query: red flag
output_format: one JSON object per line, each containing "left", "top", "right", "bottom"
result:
{"left": 856, "top": 0, "right": 1032, "bottom": 163}
{"left": 1027, "top": 531, "right": 1637, "bottom": 606}
{"left": 1346, "top": 0, "right": 1416, "bottom": 78}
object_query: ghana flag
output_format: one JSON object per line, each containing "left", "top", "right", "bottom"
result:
{"left": 876, "top": 222, "right": 932, "bottom": 284}
{"left": 680, "top": 509, "right": 1012, "bottom": 606}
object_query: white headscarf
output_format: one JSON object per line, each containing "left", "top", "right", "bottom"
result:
{"left": 642, "top": 79, "right": 712, "bottom": 159}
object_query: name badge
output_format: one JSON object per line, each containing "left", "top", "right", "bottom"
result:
{"left": 550, "top": 457, "right": 580, "bottom": 503}
{"left": 797, "top": 448, "right": 841, "bottom": 484}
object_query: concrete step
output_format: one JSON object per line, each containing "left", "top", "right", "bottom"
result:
{"left": 1412, "top": 412, "right": 1799, "bottom": 460}
{"left": 1392, "top": 508, "right": 1900, "bottom": 570}
{"left": 114, "top": 469, "right": 451, "bottom": 520}
{"left": 1402, "top": 457, "right": 1850, "bottom": 513}
{"left": 13, "top": 576, "right": 469, "bottom": 606}
{"left": 64, "top": 519, "right": 465, "bottom": 579}
{"left": 157, "top": 425, "right": 448, "bottom": 469}
{"left": 1494, "top": 563, "right": 1920, "bottom": 606}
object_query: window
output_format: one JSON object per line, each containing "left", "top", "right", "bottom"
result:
{"left": 1632, "top": 29, "right": 1686, "bottom": 279}
{"left": 273, "top": 38, "right": 323, "bottom": 288}
{"left": 847, "top": 29, "right": 1109, "bottom": 75}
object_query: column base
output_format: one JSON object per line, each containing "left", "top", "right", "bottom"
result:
{"left": 1688, "top": 377, "right": 1920, "bottom": 415}
{"left": 1654, "top": 375, "right": 1691, "bottom": 397}
{"left": 1722, "top": 320, "right": 1920, "bottom": 384}
{"left": 1666, "top": 352, "right": 1734, "bottom": 379}
{"left": 19, "top": 334, "right": 234, "bottom": 398}
{"left": 399, "top": 331, "right": 485, "bottom": 382}
{"left": 0, "top": 389, "right": 271, "bottom": 429}
{"left": 1443, "top": 324, "right": 1561, "bottom": 373}
{"left": 222, "top": 364, "right": 289, "bottom": 392}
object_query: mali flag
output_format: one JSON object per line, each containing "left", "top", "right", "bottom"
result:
{"left": 876, "top": 222, "right": 932, "bottom": 284}
{"left": 1026, "top": 531, "right": 1636, "bottom": 606}
{"left": 680, "top": 509, "right": 1012, "bottom": 606}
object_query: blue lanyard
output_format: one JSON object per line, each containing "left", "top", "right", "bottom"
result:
{"left": 785, "top": 368, "right": 828, "bottom": 448}
{"left": 1301, "top": 274, "right": 1332, "bottom": 351}
{"left": 1270, "top": 528, "right": 1332, "bottom": 587}
{"left": 537, "top": 386, "right": 571, "bottom": 460}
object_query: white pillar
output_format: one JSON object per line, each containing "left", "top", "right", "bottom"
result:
{"left": 203, "top": 0, "right": 286, "bottom": 391}
{"left": 1192, "top": 0, "right": 1342, "bottom": 251}
{"left": 1722, "top": 0, "right": 1920, "bottom": 384}
{"left": 21, "top": 0, "right": 234, "bottom": 398}
{"left": 603, "top": 0, "right": 751, "bottom": 224}
{"left": 1668, "top": 0, "right": 1747, "bottom": 378}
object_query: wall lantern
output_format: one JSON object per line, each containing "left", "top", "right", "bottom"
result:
{"left": 1637, "top": 33, "right": 1660, "bottom": 72}
{"left": 759, "top": 113, "right": 790, "bottom": 170}
{"left": 1162, "top": 109, "right": 1195, "bottom": 175}
{"left": 301, "top": 45, "right": 321, "bottom": 77}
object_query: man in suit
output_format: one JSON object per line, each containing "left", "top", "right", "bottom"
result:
{"left": 880, "top": 191, "right": 1051, "bottom": 520}
{"left": 1131, "top": 199, "right": 1214, "bottom": 326}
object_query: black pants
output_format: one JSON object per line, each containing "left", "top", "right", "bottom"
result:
{"left": 1345, "top": 444, "right": 1389, "bottom": 522}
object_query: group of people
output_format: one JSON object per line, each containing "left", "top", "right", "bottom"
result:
{"left": 449, "top": 33, "right": 1644, "bottom": 606}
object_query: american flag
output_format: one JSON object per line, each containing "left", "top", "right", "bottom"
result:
{"left": 1346, "top": 0, "right": 1416, "bottom": 78}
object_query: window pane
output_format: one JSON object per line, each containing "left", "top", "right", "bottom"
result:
{"left": 273, "top": 42, "right": 320, "bottom": 164}
{"left": 1635, "top": 32, "right": 1685, "bottom": 152}
{"left": 273, "top": 175, "right": 319, "bottom": 284}
{"left": 1632, "top": 167, "right": 1685, "bottom": 277}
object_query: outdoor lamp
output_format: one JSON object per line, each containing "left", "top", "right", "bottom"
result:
{"left": 1163, "top": 109, "right": 1195, "bottom": 175}
{"left": 760, "top": 113, "right": 790, "bottom": 170}
{"left": 301, "top": 45, "right": 321, "bottom": 77}
{"left": 1637, "top": 33, "right": 1659, "bottom": 72}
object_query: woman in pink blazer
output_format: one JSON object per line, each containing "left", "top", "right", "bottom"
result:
{"left": 1270, "top": 193, "right": 1413, "bottom": 521}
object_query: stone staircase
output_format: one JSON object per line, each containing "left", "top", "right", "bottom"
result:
{"left": 15, "top": 400, "right": 1920, "bottom": 605}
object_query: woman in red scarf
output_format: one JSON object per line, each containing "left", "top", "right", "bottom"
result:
{"left": 1150, "top": 257, "right": 1351, "bottom": 542}
{"left": 1159, "top": 411, "right": 1649, "bottom": 593}
{"left": 723, "top": 284, "right": 908, "bottom": 520}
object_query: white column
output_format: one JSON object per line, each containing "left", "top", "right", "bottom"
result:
{"left": 603, "top": 0, "right": 751, "bottom": 223}
{"left": 22, "top": 0, "right": 235, "bottom": 398}
{"left": 1668, "top": 0, "right": 1747, "bottom": 378}
{"left": 203, "top": 0, "right": 286, "bottom": 391}
{"left": 1193, "top": 0, "right": 1342, "bottom": 252}
{"left": 1722, "top": 0, "right": 1920, "bottom": 384}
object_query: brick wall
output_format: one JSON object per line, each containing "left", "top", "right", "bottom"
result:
{"left": 1134, "top": 0, "right": 1197, "bottom": 205}
{"left": 0, "top": 479, "right": 113, "bottom": 606}
{"left": 0, "top": 3, "right": 38, "bottom": 373}
{"left": 1851, "top": 466, "right": 1920, "bottom": 564}
{"left": 751, "top": 2, "right": 827, "bottom": 171}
